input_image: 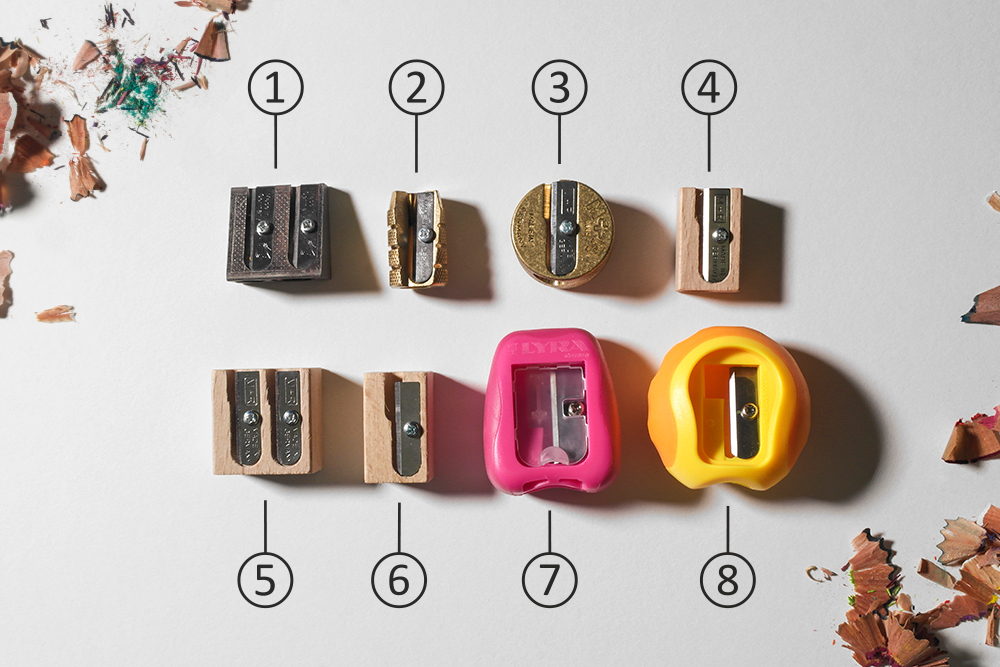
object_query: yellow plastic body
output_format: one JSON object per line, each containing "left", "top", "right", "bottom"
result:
{"left": 647, "top": 327, "right": 810, "bottom": 491}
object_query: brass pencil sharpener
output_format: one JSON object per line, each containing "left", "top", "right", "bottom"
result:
{"left": 388, "top": 190, "right": 447, "bottom": 288}
{"left": 511, "top": 180, "right": 614, "bottom": 289}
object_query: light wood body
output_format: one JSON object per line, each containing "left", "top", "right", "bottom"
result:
{"left": 212, "top": 368, "right": 322, "bottom": 475}
{"left": 675, "top": 187, "right": 742, "bottom": 293}
{"left": 363, "top": 372, "right": 433, "bottom": 483}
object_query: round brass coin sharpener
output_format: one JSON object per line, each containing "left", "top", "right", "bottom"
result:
{"left": 511, "top": 180, "right": 614, "bottom": 289}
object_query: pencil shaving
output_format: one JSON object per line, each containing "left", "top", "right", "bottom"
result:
{"left": 35, "top": 305, "right": 74, "bottom": 323}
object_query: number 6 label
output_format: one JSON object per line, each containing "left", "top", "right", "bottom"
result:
{"left": 371, "top": 553, "right": 427, "bottom": 608}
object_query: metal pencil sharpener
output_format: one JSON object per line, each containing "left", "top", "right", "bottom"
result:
{"left": 227, "top": 183, "right": 329, "bottom": 282}
{"left": 388, "top": 190, "right": 446, "bottom": 288}
{"left": 511, "top": 180, "right": 614, "bottom": 289}
{"left": 647, "top": 327, "right": 810, "bottom": 490}
{"left": 675, "top": 187, "right": 742, "bottom": 293}
{"left": 484, "top": 328, "right": 620, "bottom": 495}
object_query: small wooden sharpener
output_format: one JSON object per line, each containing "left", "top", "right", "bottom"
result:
{"left": 363, "top": 372, "right": 434, "bottom": 483}
{"left": 213, "top": 368, "right": 322, "bottom": 475}
{"left": 388, "top": 191, "right": 447, "bottom": 288}
{"left": 675, "top": 187, "right": 742, "bottom": 293}
{"left": 227, "top": 183, "right": 329, "bottom": 282}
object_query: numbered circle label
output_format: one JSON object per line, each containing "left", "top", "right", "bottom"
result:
{"left": 681, "top": 60, "right": 737, "bottom": 116}
{"left": 238, "top": 552, "right": 293, "bottom": 608}
{"left": 700, "top": 552, "right": 755, "bottom": 608}
{"left": 532, "top": 60, "right": 587, "bottom": 116}
{"left": 522, "top": 552, "right": 578, "bottom": 608}
{"left": 389, "top": 60, "right": 444, "bottom": 116}
{"left": 248, "top": 60, "right": 304, "bottom": 116}
{"left": 372, "top": 552, "right": 427, "bottom": 608}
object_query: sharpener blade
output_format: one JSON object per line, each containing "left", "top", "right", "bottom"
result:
{"left": 728, "top": 367, "right": 760, "bottom": 459}
{"left": 411, "top": 192, "right": 435, "bottom": 284}
{"left": 394, "top": 381, "right": 423, "bottom": 477}
{"left": 249, "top": 186, "right": 275, "bottom": 271}
{"left": 235, "top": 371, "right": 262, "bottom": 466}
{"left": 701, "top": 188, "right": 731, "bottom": 283}
{"left": 549, "top": 181, "right": 578, "bottom": 277}
{"left": 275, "top": 370, "right": 302, "bottom": 466}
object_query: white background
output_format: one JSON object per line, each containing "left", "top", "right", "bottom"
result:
{"left": 3, "top": 1, "right": 1000, "bottom": 664}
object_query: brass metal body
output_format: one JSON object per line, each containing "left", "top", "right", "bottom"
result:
{"left": 511, "top": 181, "right": 614, "bottom": 289}
{"left": 388, "top": 190, "right": 447, "bottom": 288}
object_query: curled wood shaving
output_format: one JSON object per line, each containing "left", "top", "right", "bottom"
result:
{"left": 917, "top": 559, "right": 956, "bottom": 589}
{"left": 64, "top": 115, "right": 105, "bottom": 201}
{"left": 35, "top": 305, "right": 74, "bottom": 323}
{"left": 807, "top": 565, "right": 837, "bottom": 582}
{"left": 8, "top": 135, "right": 54, "bottom": 173}
{"left": 846, "top": 529, "right": 899, "bottom": 618}
{"left": 72, "top": 40, "right": 101, "bottom": 71}
{"left": 194, "top": 19, "right": 230, "bottom": 62}
{"left": 938, "top": 517, "right": 988, "bottom": 566}
{"left": 175, "top": 0, "right": 237, "bottom": 11}
{"left": 989, "top": 191, "right": 1000, "bottom": 213}
{"left": 0, "top": 249, "right": 11, "bottom": 313}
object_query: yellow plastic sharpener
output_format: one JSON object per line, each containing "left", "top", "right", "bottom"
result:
{"left": 647, "top": 327, "right": 810, "bottom": 490}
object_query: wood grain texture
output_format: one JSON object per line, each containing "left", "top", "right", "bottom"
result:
{"left": 363, "top": 371, "right": 433, "bottom": 483}
{"left": 212, "top": 368, "right": 322, "bottom": 475}
{"left": 675, "top": 187, "right": 742, "bottom": 293}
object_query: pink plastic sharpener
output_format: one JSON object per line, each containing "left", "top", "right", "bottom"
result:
{"left": 484, "top": 328, "right": 620, "bottom": 495}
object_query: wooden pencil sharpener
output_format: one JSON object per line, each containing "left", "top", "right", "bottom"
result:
{"left": 388, "top": 190, "right": 447, "bottom": 288}
{"left": 227, "top": 183, "right": 329, "bottom": 282}
{"left": 212, "top": 368, "right": 323, "bottom": 475}
{"left": 675, "top": 187, "right": 742, "bottom": 293}
{"left": 647, "top": 327, "right": 810, "bottom": 490}
{"left": 363, "top": 372, "right": 434, "bottom": 483}
{"left": 484, "top": 328, "right": 620, "bottom": 494}
{"left": 511, "top": 181, "right": 614, "bottom": 289}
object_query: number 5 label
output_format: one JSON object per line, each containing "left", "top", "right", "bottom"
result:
{"left": 238, "top": 552, "right": 293, "bottom": 608}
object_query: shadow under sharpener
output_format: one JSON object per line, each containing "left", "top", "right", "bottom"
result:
{"left": 484, "top": 328, "right": 620, "bottom": 495}
{"left": 227, "top": 183, "right": 330, "bottom": 282}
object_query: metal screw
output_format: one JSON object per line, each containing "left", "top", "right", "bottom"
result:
{"left": 558, "top": 220, "right": 578, "bottom": 236}
{"left": 300, "top": 218, "right": 316, "bottom": 234}
{"left": 740, "top": 403, "right": 758, "bottom": 420}
{"left": 713, "top": 228, "right": 730, "bottom": 243}
{"left": 282, "top": 410, "right": 301, "bottom": 425}
{"left": 417, "top": 227, "right": 435, "bottom": 243}
{"left": 256, "top": 221, "right": 272, "bottom": 235}
{"left": 565, "top": 401, "right": 585, "bottom": 417}
{"left": 242, "top": 410, "right": 260, "bottom": 426}
{"left": 403, "top": 421, "right": 422, "bottom": 438}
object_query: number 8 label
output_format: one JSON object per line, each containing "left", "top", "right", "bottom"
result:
{"left": 700, "top": 552, "right": 755, "bottom": 608}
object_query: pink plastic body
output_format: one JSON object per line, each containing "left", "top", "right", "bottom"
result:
{"left": 484, "top": 328, "right": 620, "bottom": 495}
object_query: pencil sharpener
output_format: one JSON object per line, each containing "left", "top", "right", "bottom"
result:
{"left": 484, "top": 328, "right": 620, "bottom": 495}
{"left": 227, "top": 183, "right": 329, "bottom": 282}
{"left": 511, "top": 180, "right": 614, "bottom": 289}
{"left": 362, "top": 371, "right": 434, "bottom": 483}
{"left": 675, "top": 187, "right": 742, "bottom": 293}
{"left": 388, "top": 190, "right": 447, "bottom": 288}
{"left": 212, "top": 368, "right": 323, "bottom": 475}
{"left": 647, "top": 327, "right": 810, "bottom": 490}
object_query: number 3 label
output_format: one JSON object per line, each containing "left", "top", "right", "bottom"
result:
{"left": 371, "top": 552, "right": 427, "bottom": 608}
{"left": 532, "top": 60, "right": 587, "bottom": 116}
